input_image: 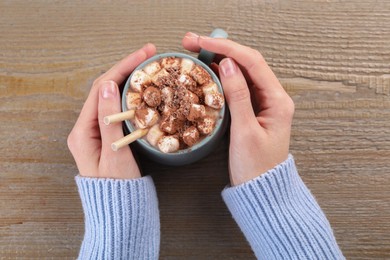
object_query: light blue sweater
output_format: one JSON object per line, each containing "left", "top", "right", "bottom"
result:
{"left": 75, "top": 155, "right": 344, "bottom": 259}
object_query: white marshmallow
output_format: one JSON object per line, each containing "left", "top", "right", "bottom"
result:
{"left": 158, "top": 136, "right": 180, "bottom": 153}
{"left": 178, "top": 74, "right": 191, "bottom": 84}
{"left": 204, "top": 92, "right": 224, "bottom": 109}
{"left": 205, "top": 106, "right": 219, "bottom": 118}
{"left": 143, "top": 61, "right": 161, "bottom": 76}
{"left": 126, "top": 92, "right": 141, "bottom": 110}
{"left": 161, "top": 57, "right": 180, "bottom": 69}
{"left": 187, "top": 104, "right": 206, "bottom": 121}
{"left": 181, "top": 58, "right": 194, "bottom": 74}
{"left": 186, "top": 90, "right": 199, "bottom": 104}
{"left": 177, "top": 74, "right": 196, "bottom": 89}
{"left": 135, "top": 108, "right": 159, "bottom": 129}
{"left": 182, "top": 126, "right": 200, "bottom": 147}
{"left": 146, "top": 124, "right": 165, "bottom": 147}
{"left": 151, "top": 69, "right": 170, "bottom": 85}
{"left": 193, "top": 104, "right": 206, "bottom": 115}
{"left": 130, "top": 70, "right": 151, "bottom": 92}
{"left": 161, "top": 87, "right": 174, "bottom": 103}
{"left": 190, "top": 65, "right": 211, "bottom": 85}
{"left": 160, "top": 104, "right": 171, "bottom": 116}
{"left": 197, "top": 116, "right": 215, "bottom": 135}
{"left": 160, "top": 115, "right": 180, "bottom": 134}
{"left": 202, "top": 82, "right": 219, "bottom": 95}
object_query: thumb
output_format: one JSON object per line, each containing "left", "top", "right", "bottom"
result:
{"left": 98, "top": 80, "right": 141, "bottom": 179}
{"left": 219, "top": 58, "right": 256, "bottom": 126}
{"left": 97, "top": 80, "right": 141, "bottom": 179}
{"left": 98, "top": 80, "right": 130, "bottom": 156}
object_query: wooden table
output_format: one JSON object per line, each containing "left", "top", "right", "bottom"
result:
{"left": 1, "top": 1, "right": 389, "bottom": 259}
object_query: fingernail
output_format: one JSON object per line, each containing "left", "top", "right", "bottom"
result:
{"left": 142, "top": 43, "right": 152, "bottom": 49}
{"left": 199, "top": 35, "right": 212, "bottom": 40}
{"left": 186, "top": 32, "right": 199, "bottom": 38}
{"left": 102, "top": 81, "right": 117, "bottom": 99}
{"left": 220, "top": 58, "right": 237, "bottom": 77}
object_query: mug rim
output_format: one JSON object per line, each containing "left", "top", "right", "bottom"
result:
{"left": 121, "top": 52, "right": 226, "bottom": 158}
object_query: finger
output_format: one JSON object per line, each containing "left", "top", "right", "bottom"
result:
{"left": 219, "top": 58, "right": 258, "bottom": 128}
{"left": 182, "top": 33, "right": 226, "bottom": 64}
{"left": 97, "top": 43, "right": 156, "bottom": 84}
{"left": 199, "top": 37, "right": 283, "bottom": 95}
{"left": 187, "top": 37, "right": 285, "bottom": 104}
{"left": 182, "top": 32, "right": 201, "bottom": 52}
{"left": 74, "top": 44, "right": 156, "bottom": 133}
{"left": 97, "top": 81, "right": 123, "bottom": 149}
{"left": 97, "top": 81, "right": 141, "bottom": 178}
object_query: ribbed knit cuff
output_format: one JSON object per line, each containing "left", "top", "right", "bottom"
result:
{"left": 75, "top": 175, "right": 159, "bottom": 260}
{"left": 222, "top": 155, "right": 344, "bottom": 260}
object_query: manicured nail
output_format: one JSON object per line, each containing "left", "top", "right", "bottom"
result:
{"left": 220, "top": 58, "right": 237, "bottom": 77}
{"left": 102, "top": 81, "right": 117, "bottom": 99}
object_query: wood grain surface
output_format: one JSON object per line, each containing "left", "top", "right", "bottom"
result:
{"left": 1, "top": 0, "right": 389, "bottom": 259}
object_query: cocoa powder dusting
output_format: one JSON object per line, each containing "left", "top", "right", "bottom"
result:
{"left": 128, "top": 57, "right": 223, "bottom": 149}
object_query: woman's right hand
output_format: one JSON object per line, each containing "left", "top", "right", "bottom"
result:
{"left": 67, "top": 44, "right": 156, "bottom": 179}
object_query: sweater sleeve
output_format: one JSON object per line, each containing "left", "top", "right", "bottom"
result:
{"left": 75, "top": 175, "right": 160, "bottom": 260}
{"left": 222, "top": 155, "right": 344, "bottom": 260}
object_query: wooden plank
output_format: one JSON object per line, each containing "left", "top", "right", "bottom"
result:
{"left": 1, "top": 0, "right": 389, "bottom": 258}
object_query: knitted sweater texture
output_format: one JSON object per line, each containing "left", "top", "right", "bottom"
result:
{"left": 75, "top": 155, "right": 343, "bottom": 259}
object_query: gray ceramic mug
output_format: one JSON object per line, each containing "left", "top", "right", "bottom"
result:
{"left": 121, "top": 29, "right": 228, "bottom": 166}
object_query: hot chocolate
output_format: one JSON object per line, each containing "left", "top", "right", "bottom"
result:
{"left": 126, "top": 56, "right": 224, "bottom": 153}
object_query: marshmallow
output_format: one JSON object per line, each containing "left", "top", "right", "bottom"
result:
{"left": 161, "top": 87, "right": 174, "bottom": 103}
{"left": 202, "top": 82, "right": 219, "bottom": 95}
{"left": 143, "top": 86, "right": 162, "bottom": 107}
{"left": 158, "top": 135, "right": 180, "bottom": 153}
{"left": 160, "top": 115, "right": 180, "bottom": 134}
{"left": 130, "top": 70, "right": 151, "bottom": 92}
{"left": 181, "top": 58, "right": 194, "bottom": 74}
{"left": 190, "top": 65, "right": 211, "bottom": 85}
{"left": 172, "top": 108, "right": 187, "bottom": 121}
{"left": 183, "top": 126, "right": 200, "bottom": 147}
{"left": 178, "top": 74, "right": 197, "bottom": 89}
{"left": 146, "top": 124, "right": 165, "bottom": 147}
{"left": 134, "top": 108, "right": 159, "bottom": 129}
{"left": 143, "top": 61, "right": 161, "bottom": 76}
{"left": 205, "top": 92, "right": 224, "bottom": 109}
{"left": 126, "top": 92, "right": 141, "bottom": 110}
{"left": 151, "top": 69, "right": 171, "bottom": 86}
{"left": 127, "top": 57, "right": 224, "bottom": 151}
{"left": 186, "top": 90, "right": 199, "bottom": 104}
{"left": 178, "top": 74, "right": 202, "bottom": 97}
{"left": 160, "top": 104, "right": 172, "bottom": 116}
{"left": 161, "top": 57, "right": 180, "bottom": 69}
{"left": 205, "top": 106, "right": 219, "bottom": 118}
{"left": 197, "top": 116, "right": 215, "bottom": 135}
{"left": 187, "top": 104, "right": 206, "bottom": 122}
